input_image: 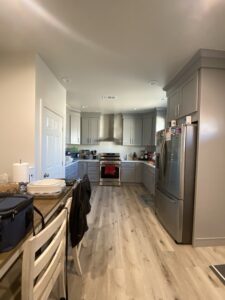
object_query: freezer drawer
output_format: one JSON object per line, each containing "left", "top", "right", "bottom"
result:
{"left": 155, "top": 189, "right": 183, "bottom": 243}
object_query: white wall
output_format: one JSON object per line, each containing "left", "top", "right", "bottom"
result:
{"left": 193, "top": 68, "right": 225, "bottom": 246}
{"left": 35, "top": 55, "right": 66, "bottom": 179}
{"left": 68, "top": 142, "right": 145, "bottom": 160}
{"left": 0, "top": 53, "right": 36, "bottom": 180}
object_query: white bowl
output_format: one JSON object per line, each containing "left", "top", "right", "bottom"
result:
{"left": 27, "top": 179, "right": 65, "bottom": 194}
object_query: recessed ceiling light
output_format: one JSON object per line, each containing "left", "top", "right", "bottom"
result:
{"left": 61, "top": 77, "right": 71, "bottom": 84}
{"left": 133, "top": 108, "right": 137, "bottom": 110}
{"left": 149, "top": 80, "right": 159, "bottom": 86}
{"left": 102, "top": 96, "right": 118, "bottom": 100}
{"left": 81, "top": 105, "right": 87, "bottom": 109}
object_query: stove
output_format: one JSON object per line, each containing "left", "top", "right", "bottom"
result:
{"left": 99, "top": 153, "right": 121, "bottom": 186}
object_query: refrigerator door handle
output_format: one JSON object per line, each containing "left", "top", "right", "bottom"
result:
{"left": 163, "top": 140, "right": 167, "bottom": 176}
{"left": 160, "top": 139, "right": 165, "bottom": 181}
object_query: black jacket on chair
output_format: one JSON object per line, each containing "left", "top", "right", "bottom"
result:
{"left": 69, "top": 175, "right": 91, "bottom": 247}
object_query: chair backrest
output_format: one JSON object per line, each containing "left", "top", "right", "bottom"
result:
{"left": 21, "top": 197, "right": 72, "bottom": 300}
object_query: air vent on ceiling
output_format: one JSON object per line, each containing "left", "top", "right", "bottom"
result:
{"left": 102, "top": 96, "right": 118, "bottom": 100}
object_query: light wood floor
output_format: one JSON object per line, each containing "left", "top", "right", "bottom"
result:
{"left": 68, "top": 184, "right": 225, "bottom": 300}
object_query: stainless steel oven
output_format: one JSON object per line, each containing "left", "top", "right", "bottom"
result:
{"left": 99, "top": 153, "right": 121, "bottom": 186}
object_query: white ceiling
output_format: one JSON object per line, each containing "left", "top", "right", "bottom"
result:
{"left": 1, "top": 0, "right": 225, "bottom": 113}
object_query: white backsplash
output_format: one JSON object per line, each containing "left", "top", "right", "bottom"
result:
{"left": 67, "top": 142, "right": 145, "bottom": 160}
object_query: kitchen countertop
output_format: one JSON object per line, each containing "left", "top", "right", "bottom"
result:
{"left": 66, "top": 158, "right": 155, "bottom": 168}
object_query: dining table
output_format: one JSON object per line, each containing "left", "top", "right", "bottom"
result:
{"left": 0, "top": 185, "right": 73, "bottom": 280}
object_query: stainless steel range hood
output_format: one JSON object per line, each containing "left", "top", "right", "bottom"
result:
{"left": 99, "top": 114, "right": 122, "bottom": 144}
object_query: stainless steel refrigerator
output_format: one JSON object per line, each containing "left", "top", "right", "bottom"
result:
{"left": 155, "top": 124, "right": 197, "bottom": 244}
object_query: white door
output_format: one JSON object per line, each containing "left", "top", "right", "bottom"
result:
{"left": 42, "top": 108, "right": 64, "bottom": 179}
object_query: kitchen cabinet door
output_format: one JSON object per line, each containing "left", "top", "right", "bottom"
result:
{"left": 70, "top": 112, "right": 80, "bottom": 144}
{"left": 81, "top": 118, "right": 89, "bottom": 144}
{"left": 78, "top": 161, "right": 88, "bottom": 178}
{"left": 81, "top": 117, "right": 99, "bottom": 145}
{"left": 89, "top": 118, "right": 99, "bottom": 145}
{"left": 135, "top": 163, "right": 142, "bottom": 183}
{"left": 180, "top": 72, "right": 198, "bottom": 117}
{"left": 123, "top": 118, "right": 131, "bottom": 145}
{"left": 88, "top": 162, "right": 100, "bottom": 182}
{"left": 142, "top": 115, "right": 153, "bottom": 146}
{"left": 121, "top": 165, "right": 136, "bottom": 182}
{"left": 167, "top": 89, "right": 179, "bottom": 123}
{"left": 133, "top": 118, "right": 142, "bottom": 145}
{"left": 123, "top": 117, "right": 142, "bottom": 146}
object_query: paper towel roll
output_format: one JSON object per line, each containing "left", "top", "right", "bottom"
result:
{"left": 13, "top": 162, "right": 29, "bottom": 183}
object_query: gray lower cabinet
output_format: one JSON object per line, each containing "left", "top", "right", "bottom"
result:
{"left": 121, "top": 162, "right": 143, "bottom": 183}
{"left": 121, "top": 162, "right": 155, "bottom": 190}
{"left": 78, "top": 161, "right": 88, "bottom": 178}
{"left": 143, "top": 164, "right": 155, "bottom": 196}
{"left": 121, "top": 162, "right": 136, "bottom": 182}
{"left": 78, "top": 161, "right": 100, "bottom": 182}
{"left": 135, "top": 162, "right": 143, "bottom": 183}
{"left": 87, "top": 162, "right": 100, "bottom": 182}
{"left": 65, "top": 162, "right": 78, "bottom": 180}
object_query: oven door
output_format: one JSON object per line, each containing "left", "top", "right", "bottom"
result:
{"left": 100, "top": 162, "right": 120, "bottom": 182}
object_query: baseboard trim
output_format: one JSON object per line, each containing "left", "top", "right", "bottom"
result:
{"left": 193, "top": 237, "right": 225, "bottom": 247}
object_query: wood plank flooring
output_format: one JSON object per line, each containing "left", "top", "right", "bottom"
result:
{"left": 68, "top": 184, "right": 225, "bottom": 300}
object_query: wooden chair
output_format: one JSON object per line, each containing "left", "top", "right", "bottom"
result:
{"left": 21, "top": 198, "right": 72, "bottom": 300}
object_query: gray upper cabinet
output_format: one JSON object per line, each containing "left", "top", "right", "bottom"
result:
{"left": 133, "top": 118, "right": 142, "bottom": 145}
{"left": 167, "top": 89, "right": 180, "bottom": 122}
{"left": 89, "top": 117, "right": 100, "bottom": 145}
{"left": 70, "top": 112, "right": 80, "bottom": 144}
{"left": 142, "top": 109, "right": 166, "bottom": 146}
{"left": 81, "top": 117, "right": 89, "bottom": 145}
{"left": 142, "top": 114, "right": 153, "bottom": 146}
{"left": 123, "top": 115, "right": 142, "bottom": 146}
{"left": 123, "top": 118, "right": 131, "bottom": 145}
{"left": 66, "top": 109, "right": 81, "bottom": 145}
{"left": 166, "top": 72, "right": 199, "bottom": 123}
{"left": 81, "top": 113, "right": 100, "bottom": 145}
{"left": 180, "top": 72, "right": 198, "bottom": 117}
{"left": 121, "top": 162, "right": 136, "bottom": 182}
